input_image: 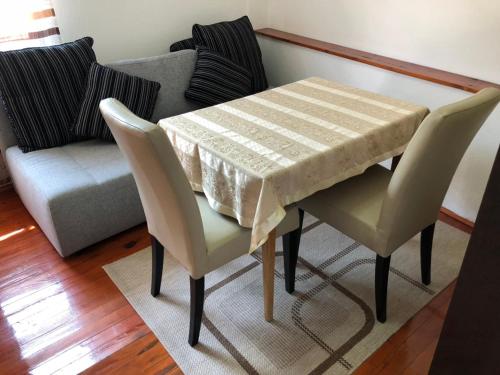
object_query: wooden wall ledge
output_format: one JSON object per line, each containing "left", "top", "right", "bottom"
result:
{"left": 256, "top": 28, "right": 500, "bottom": 94}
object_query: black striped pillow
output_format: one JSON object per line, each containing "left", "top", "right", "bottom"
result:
{"left": 185, "top": 47, "right": 253, "bottom": 106}
{"left": 0, "top": 37, "right": 96, "bottom": 152}
{"left": 169, "top": 38, "right": 196, "bottom": 52}
{"left": 72, "top": 63, "right": 161, "bottom": 141}
{"left": 192, "top": 16, "right": 268, "bottom": 93}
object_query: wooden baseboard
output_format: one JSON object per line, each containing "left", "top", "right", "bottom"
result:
{"left": 440, "top": 207, "right": 474, "bottom": 229}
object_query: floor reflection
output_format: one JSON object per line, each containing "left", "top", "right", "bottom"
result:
{"left": 0, "top": 225, "right": 36, "bottom": 242}
{"left": 2, "top": 283, "right": 79, "bottom": 360}
{"left": 30, "top": 344, "right": 94, "bottom": 375}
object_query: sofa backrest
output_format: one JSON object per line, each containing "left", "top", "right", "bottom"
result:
{"left": 108, "top": 49, "right": 200, "bottom": 123}
{"left": 0, "top": 49, "right": 199, "bottom": 158}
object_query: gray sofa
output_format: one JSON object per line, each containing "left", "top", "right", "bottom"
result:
{"left": 0, "top": 49, "right": 201, "bottom": 257}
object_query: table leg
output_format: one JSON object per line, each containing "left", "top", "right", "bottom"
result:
{"left": 262, "top": 229, "right": 276, "bottom": 322}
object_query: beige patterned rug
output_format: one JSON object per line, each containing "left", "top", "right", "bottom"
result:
{"left": 104, "top": 215, "right": 469, "bottom": 374}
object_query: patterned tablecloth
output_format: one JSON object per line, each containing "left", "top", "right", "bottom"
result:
{"left": 159, "top": 77, "right": 429, "bottom": 251}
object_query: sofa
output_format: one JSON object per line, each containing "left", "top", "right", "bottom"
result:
{"left": 0, "top": 49, "right": 201, "bottom": 257}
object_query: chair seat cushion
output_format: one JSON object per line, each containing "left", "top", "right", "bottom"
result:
{"left": 5, "top": 140, "right": 145, "bottom": 256}
{"left": 299, "top": 165, "right": 392, "bottom": 254}
{"left": 196, "top": 194, "right": 299, "bottom": 273}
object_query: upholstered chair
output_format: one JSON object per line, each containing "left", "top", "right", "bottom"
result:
{"left": 100, "top": 99, "right": 300, "bottom": 346}
{"left": 283, "top": 88, "right": 500, "bottom": 323}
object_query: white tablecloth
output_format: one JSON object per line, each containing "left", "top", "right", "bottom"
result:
{"left": 159, "top": 77, "right": 429, "bottom": 251}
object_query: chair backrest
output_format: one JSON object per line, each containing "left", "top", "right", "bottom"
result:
{"left": 378, "top": 88, "right": 500, "bottom": 252}
{"left": 100, "top": 98, "right": 207, "bottom": 278}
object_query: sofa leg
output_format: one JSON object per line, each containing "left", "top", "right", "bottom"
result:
{"left": 375, "top": 255, "right": 391, "bottom": 323}
{"left": 189, "top": 276, "right": 205, "bottom": 347}
{"left": 421, "top": 223, "right": 435, "bottom": 286}
{"left": 283, "top": 208, "right": 304, "bottom": 294}
{"left": 151, "top": 235, "right": 164, "bottom": 297}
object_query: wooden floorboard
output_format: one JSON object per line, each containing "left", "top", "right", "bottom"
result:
{"left": 0, "top": 188, "right": 173, "bottom": 374}
{"left": 0, "top": 187, "right": 468, "bottom": 374}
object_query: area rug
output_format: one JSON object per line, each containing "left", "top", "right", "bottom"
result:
{"left": 104, "top": 215, "right": 469, "bottom": 374}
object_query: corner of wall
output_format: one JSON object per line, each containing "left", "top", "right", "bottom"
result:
{"left": 245, "top": 0, "right": 271, "bottom": 29}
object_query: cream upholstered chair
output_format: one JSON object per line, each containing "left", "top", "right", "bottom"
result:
{"left": 282, "top": 88, "right": 500, "bottom": 322}
{"left": 100, "top": 99, "right": 300, "bottom": 346}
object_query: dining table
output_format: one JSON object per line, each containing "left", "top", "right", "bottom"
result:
{"left": 159, "top": 76, "right": 429, "bottom": 321}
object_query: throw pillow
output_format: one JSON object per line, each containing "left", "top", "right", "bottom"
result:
{"left": 0, "top": 37, "right": 96, "bottom": 152}
{"left": 170, "top": 38, "right": 196, "bottom": 52}
{"left": 73, "top": 63, "right": 161, "bottom": 141}
{"left": 185, "top": 46, "right": 253, "bottom": 106}
{"left": 192, "top": 15, "right": 268, "bottom": 93}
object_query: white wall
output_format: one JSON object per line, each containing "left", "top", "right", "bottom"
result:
{"left": 52, "top": 0, "right": 267, "bottom": 63}
{"left": 265, "top": 0, "right": 500, "bottom": 82}
{"left": 34, "top": 1, "right": 500, "bottom": 221}
{"left": 258, "top": 0, "right": 500, "bottom": 222}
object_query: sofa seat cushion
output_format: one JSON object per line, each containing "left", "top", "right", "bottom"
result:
{"left": 5, "top": 140, "right": 145, "bottom": 256}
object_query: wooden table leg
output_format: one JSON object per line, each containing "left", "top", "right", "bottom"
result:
{"left": 262, "top": 229, "right": 276, "bottom": 322}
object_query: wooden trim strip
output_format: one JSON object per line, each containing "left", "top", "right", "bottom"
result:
{"left": 32, "top": 8, "right": 56, "bottom": 20}
{"left": 0, "top": 27, "right": 60, "bottom": 44}
{"left": 255, "top": 28, "right": 500, "bottom": 94}
{"left": 27, "top": 27, "right": 60, "bottom": 40}
{"left": 440, "top": 207, "right": 474, "bottom": 229}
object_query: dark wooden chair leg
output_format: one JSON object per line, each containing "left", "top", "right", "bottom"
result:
{"left": 421, "top": 223, "right": 435, "bottom": 286}
{"left": 283, "top": 208, "right": 304, "bottom": 294}
{"left": 188, "top": 276, "right": 205, "bottom": 347}
{"left": 151, "top": 235, "right": 164, "bottom": 297}
{"left": 391, "top": 154, "right": 402, "bottom": 172}
{"left": 375, "top": 255, "right": 391, "bottom": 323}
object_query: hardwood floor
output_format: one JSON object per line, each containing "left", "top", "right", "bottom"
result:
{"left": 0, "top": 188, "right": 471, "bottom": 374}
